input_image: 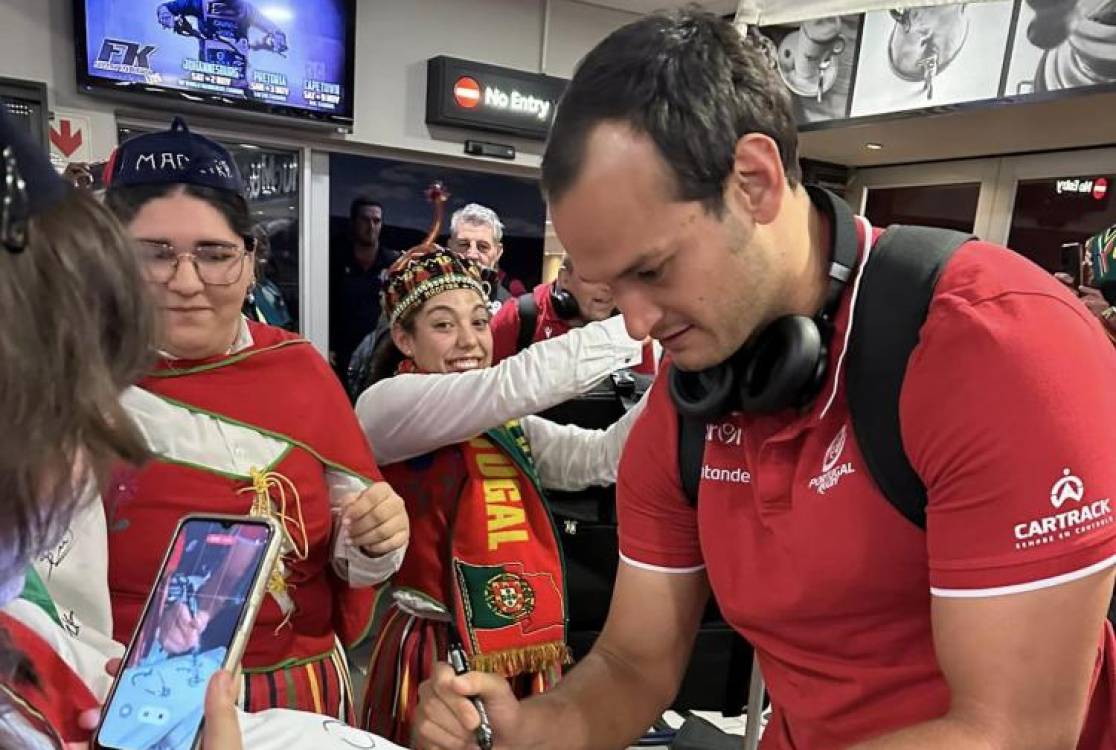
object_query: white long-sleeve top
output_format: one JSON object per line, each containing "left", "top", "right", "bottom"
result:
{"left": 355, "top": 315, "right": 645, "bottom": 476}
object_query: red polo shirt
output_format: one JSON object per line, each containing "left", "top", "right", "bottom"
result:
{"left": 618, "top": 225, "right": 1116, "bottom": 748}
{"left": 491, "top": 283, "right": 657, "bottom": 373}
{"left": 491, "top": 283, "right": 574, "bottom": 362}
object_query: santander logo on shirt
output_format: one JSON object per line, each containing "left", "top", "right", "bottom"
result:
{"left": 705, "top": 421, "right": 743, "bottom": 446}
{"left": 701, "top": 419, "right": 750, "bottom": 485}
{"left": 809, "top": 424, "right": 856, "bottom": 495}
{"left": 1013, "top": 467, "right": 1113, "bottom": 549}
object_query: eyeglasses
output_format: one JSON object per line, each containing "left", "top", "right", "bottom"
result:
{"left": 450, "top": 239, "right": 493, "bottom": 255}
{"left": 137, "top": 238, "right": 255, "bottom": 286}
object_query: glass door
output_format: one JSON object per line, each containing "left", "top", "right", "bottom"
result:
{"left": 985, "top": 147, "right": 1116, "bottom": 274}
{"left": 864, "top": 182, "right": 982, "bottom": 233}
{"left": 848, "top": 159, "right": 1001, "bottom": 238}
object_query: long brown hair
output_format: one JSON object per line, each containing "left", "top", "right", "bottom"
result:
{"left": 0, "top": 189, "right": 153, "bottom": 685}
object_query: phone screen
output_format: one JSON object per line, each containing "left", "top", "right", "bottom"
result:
{"left": 96, "top": 518, "right": 275, "bottom": 750}
{"left": 1059, "top": 241, "right": 1095, "bottom": 289}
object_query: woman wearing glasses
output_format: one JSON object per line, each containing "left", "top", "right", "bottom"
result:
{"left": 98, "top": 118, "right": 409, "bottom": 721}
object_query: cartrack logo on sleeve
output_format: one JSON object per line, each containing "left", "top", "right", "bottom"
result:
{"left": 1014, "top": 468, "right": 1113, "bottom": 549}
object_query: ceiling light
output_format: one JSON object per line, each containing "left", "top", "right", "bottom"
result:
{"left": 865, "top": 142, "right": 884, "bottom": 151}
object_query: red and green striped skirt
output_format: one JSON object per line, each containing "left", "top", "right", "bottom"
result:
{"left": 240, "top": 641, "right": 355, "bottom": 721}
{"left": 359, "top": 603, "right": 560, "bottom": 744}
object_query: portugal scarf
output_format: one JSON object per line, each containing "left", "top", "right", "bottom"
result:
{"left": 449, "top": 422, "right": 571, "bottom": 677}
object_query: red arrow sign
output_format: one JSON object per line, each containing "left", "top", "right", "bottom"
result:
{"left": 50, "top": 120, "right": 84, "bottom": 158}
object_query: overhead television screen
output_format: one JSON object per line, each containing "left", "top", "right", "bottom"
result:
{"left": 75, "top": 0, "right": 356, "bottom": 125}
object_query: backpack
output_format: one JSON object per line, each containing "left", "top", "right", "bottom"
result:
{"left": 344, "top": 323, "right": 383, "bottom": 403}
{"left": 676, "top": 225, "right": 1116, "bottom": 625}
{"left": 515, "top": 291, "right": 539, "bottom": 354}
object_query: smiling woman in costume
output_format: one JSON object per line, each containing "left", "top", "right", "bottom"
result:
{"left": 353, "top": 186, "right": 644, "bottom": 744}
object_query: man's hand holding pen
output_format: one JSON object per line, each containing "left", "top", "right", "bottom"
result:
{"left": 414, "top": 660, "right": 525, "bottom": 750}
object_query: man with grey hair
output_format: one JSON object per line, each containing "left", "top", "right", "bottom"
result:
{"left": 448, "top": 203, "right": 514, "bottom": 310}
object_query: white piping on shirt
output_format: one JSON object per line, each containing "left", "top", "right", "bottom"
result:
{"left": 930, "top": 552, "right": 1116, "bottom": 599}
{"left": 619, "top": 552, "right": 706, "bottom": 575}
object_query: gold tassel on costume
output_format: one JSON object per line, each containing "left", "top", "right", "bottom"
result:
{"left": 237, "top": 467, "right": 309, "bottom": 632}
{"left": 469, "top": 642, "right": 572, "bottom": 678}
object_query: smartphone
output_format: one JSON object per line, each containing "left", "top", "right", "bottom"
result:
{"left": 1060, "top": 241, "right": 1091, "bottom": 288}
{"left": 94, "top": 514, "right": 281, "bottom": 750}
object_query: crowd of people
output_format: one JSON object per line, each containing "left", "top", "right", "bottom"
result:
{"left": 1, "top": 8, "right": 1114, "bottom": 750}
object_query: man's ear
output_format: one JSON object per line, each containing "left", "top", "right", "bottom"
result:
{"left": 725, "top": 133, "right": 786, "bottom": 226}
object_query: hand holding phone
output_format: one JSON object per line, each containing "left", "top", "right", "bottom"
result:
{"left": 94, "top": 515, "right": 280, "bottom": 750}
{"left": 71, "top": 671, "right": 243, "bottom": 750}
{"left": 198, "top": 671, "right": 243, "bottom": 750}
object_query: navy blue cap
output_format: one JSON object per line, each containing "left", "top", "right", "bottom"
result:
{"left": 105, "top": 117, "right": 244, "bottom": 197}
{"left": 1, "top": 109, "right": 70, "bottom": 252}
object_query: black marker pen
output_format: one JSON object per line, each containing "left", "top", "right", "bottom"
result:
{"left": 446, "top": 636, "right": 494, "bottom": 750}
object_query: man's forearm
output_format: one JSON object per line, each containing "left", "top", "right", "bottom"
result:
{"left": 516, "top": 645, "right": 676, "bottom": 750}
{"left": 849, "top": 717, "right": 996, "bottom": 750}
{"left": 850, "top": 713, "right": 1078, "bottom": 750}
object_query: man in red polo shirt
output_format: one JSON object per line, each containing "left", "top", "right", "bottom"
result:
{"left": 490, "top": 254, "right": 658, "bottom": 373}
{"left": 414, "top": 9, "right": 1116, "bottom": 750}
{"left": 490, "top": 254, "right": 615, "bottom": 358}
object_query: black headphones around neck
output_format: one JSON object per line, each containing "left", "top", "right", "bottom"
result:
{"left": 551, "top": 284, "right": 581, "bottom": 320}
{"left": 668, "top": 186, "right": 858, "bottom": 419}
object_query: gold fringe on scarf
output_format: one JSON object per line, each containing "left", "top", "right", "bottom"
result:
{"left": 469, "top": 641, "right": 572, "bottom": 678}
{"left": 238, "top": 467, "right": 309, "bottom": 632}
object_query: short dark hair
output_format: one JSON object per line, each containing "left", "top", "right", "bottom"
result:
{"left": 104, "top": 182, "right": 267, "bottom": 277}
{"left": 541, "top": 9, "right": 800, "bottom": 214}
{"left": 350, "top": 197, "right": 383, "bottom": 222}
{"left": 105, "top": 183, "right": 255, "bottom": 237}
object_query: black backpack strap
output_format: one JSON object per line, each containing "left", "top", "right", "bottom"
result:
{"left": 846, "top": 225, "right": 973, "bottom": 529}
{"left": 678, "top": 413, "right": 706, "bottom": 507}
{"left": 515, "top": 292, "right": 538, "bottom": 353}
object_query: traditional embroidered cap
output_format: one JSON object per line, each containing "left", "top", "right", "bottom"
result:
{"left": 0, "top": 109, "right": 70, "bottom": 253}
{"left": 382, "top": 245, "right": 488, "bottom": 326}
{"left": 104, "top": 116, "right": 244, "bottom": 196}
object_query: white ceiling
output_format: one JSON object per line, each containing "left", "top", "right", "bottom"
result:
{"left": 568, "top": 0, "right": 738, "bottom": 15}
{"left": 800, "top": 91, "right": 1116, "bottom": 168}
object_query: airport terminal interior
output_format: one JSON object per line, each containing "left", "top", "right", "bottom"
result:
{"left": 1, "top": 1, "right": 1115, "bottom": 749}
